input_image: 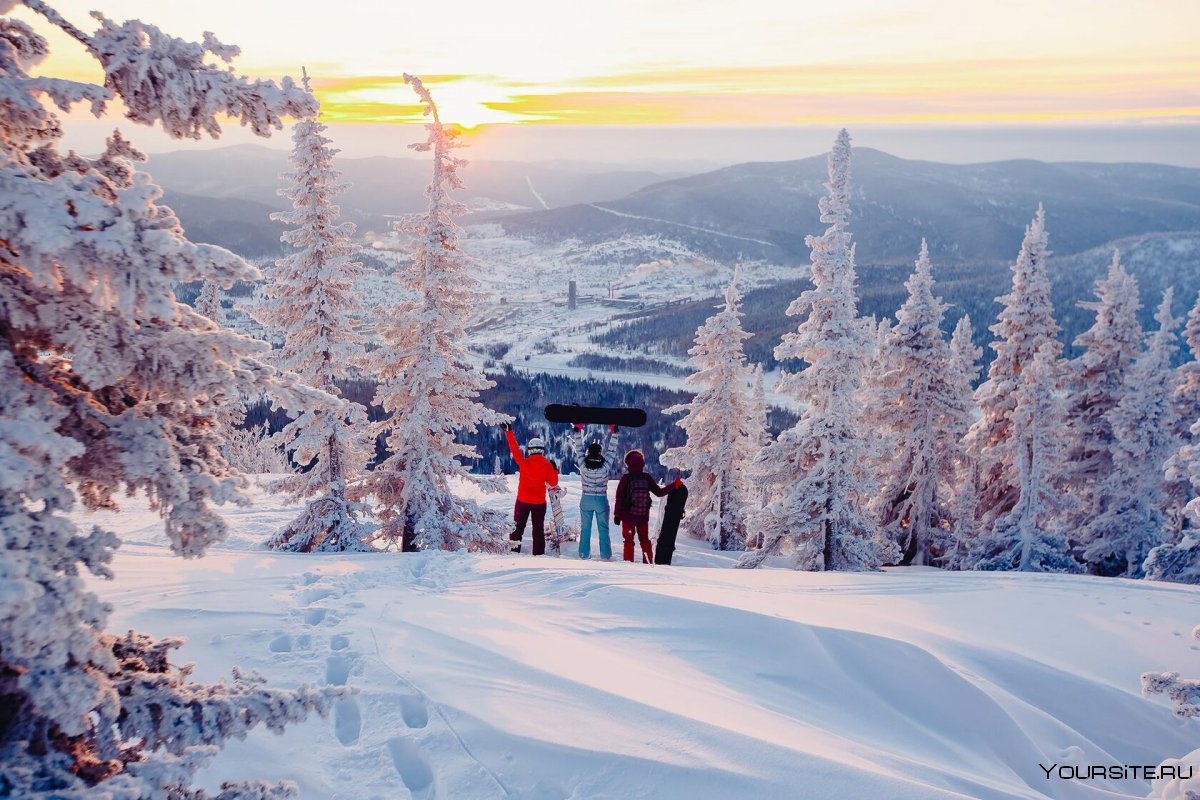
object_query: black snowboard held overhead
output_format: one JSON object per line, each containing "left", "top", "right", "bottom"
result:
{"left": 544, "top": 404, "right": 647, "bottom": 428}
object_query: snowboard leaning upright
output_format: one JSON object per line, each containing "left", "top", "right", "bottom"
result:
{"left": 544, "top": 404, "right": 647, "bottom": 428}
{"left": 546, "top": 485, "right": 575, "bottom": 556}
{"left": 654, "top": 484, "right": 688, "bottom": 566}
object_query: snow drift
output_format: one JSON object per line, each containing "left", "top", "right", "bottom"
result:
{"left": 75, "top": 477, "right": 1200, "bottom": 800}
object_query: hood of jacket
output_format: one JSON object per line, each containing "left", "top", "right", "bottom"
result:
{"left": 624, "top": 449, "right": 645, "bottom": 473}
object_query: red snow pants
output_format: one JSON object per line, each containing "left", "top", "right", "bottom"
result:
{"left": 622, "top": 520, "right": 653, "bottom": 563}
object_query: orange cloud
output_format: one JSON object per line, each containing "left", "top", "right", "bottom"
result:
{"left": 305, "top": 57, "right": 1200, "bottom": 127}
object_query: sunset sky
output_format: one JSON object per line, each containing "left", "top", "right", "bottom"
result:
{"left": 11, "top": 0, "right": 1200, "bottom": 161}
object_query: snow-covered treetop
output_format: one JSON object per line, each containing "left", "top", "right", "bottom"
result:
{"left": 989, "top": 204, "right": 1060, "bottom": 359}
{"left": 1072, "top": 250, "right": 1141, "bottom": 375}
{"left": 820, "top": 128, "right": 853, "bottom": 230}
{"left": 685, "top": 264, "right": 752, "bottom": 372}
{"left": 1146, "top": 287, "right": 1181, "bottom": 369}
{"left": 948, "top": 315, "right": 982, "bottom": 385}
{"left": 256, "top": 67, "right": 363, "bottom": 390}
{"left": 890, "top": 239, "right": 948, "bottom": 349}
{"left": 402, "top": 72, "right": 468, "bottom": 219}
{"left": 1185, "top": 290, "right": 1200, "bottom": 362}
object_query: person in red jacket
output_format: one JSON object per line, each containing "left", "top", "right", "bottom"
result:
{"left": 504, "top": 423, "right": 559, "bottom": 555}
{"left": 613, "top": 449, "right": 682, "bottom": 564}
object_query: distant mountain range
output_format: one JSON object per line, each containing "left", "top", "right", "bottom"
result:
{"left": 145, "top": 144, "right": 687, "bottom": 252}
{"left": 152, "top": 144, "right": 1200, "bottom": 346}
{"left": 500, "top": 148, "right": 1200, "bottom": 265}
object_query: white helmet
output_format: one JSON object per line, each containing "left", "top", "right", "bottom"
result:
{"left": 527, "top": 437, "right": 546, "bottom": 453}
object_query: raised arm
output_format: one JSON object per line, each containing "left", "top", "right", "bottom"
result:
{"left": 603, "top": 426, "right": 619, "bottom": 464}
{"left": 571, "top": 425, "right": 586, "bottom": 465}
{"left": 505, "top": 429, "right": 525, "bottom": 467}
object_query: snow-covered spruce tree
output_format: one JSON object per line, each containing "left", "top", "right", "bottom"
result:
{"left": 965, "top": 205, "right": 1063, "bottom": 537}
{"left": 353, "top": 74, "right": 509, "bottom": 552}
{"left": 1059, "top": 251, "right": 1143, "bottom": 568}
{"left": 1080, "top": 290, "right": 1179, "bottom": 577}
{"left": 946, "top": 458, "right": 981, "bottom": 570}
{"left": 873, "top": 241, "right": 967, "bottom": 565}
{"left": 1165, "top": 290, "right": 1200, "bottom": 532}
{"left": 750, "top": 363, "right": 770, "bottom": 452}
{"left": 1149, "top": 412, "right": 1200, "bottom": 583}
{"left": 857, "top": 315, "right": 895, "bottom": 485}
{"left": 662, "top": 270, "right": 755, "bottom": 551}
{"left": 740, "top": 130, "right": 893, "bottom": 571}
{"left": 223, "top": 421, "right": 288, "bottom": 474}
{"left": 0, "top": 3, "right": 334, "bottom": 797}
{"left": 940, "top": 315, "right": 983, "bottom": 569}
{"left": 973, "top": 343, "right": 1077, "bottom": 572}
{"left": 252, "top": 70, "right": 374, "bottom": 553}
{"left": 744, "top": 363, "right": 771, "bottom": 546}
{"left": 1140, "top": 626, "right": 1200, "bottom": 800}
{"left": 1175, "top": 291, "right": 1200, "bottom": 436}
{"left": 195, "top": 279, "right": 226, "bottom": 324}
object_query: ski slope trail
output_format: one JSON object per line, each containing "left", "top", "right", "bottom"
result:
{"left": 587, "top": 203, "right": 776, "bottom": 247}
{"left": 77, "top": 483, "right": 1200, "bottom": 799}
{"left": 526, "top": 177, "right": 550, "bottom": 210}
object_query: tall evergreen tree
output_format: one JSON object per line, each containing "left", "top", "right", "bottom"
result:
{"left": 1165, "top": 290, "right": 1200, "bottom": 532}
{"left": 1147, "top": 419, "right": 1200, "bottom": 583}
{"left": 740, "top": 130, "right": 892, "bottom": 571}
{"left": 354, "top": 74, "right": 509, "bottom": 552}
{"left": 973, "top": 344, "right": 1077, "bottom": 572}
{"left": 941, "top": 316, "right": 983, "bottom": 568}
{"left": 253, "top": 70, "right": 375, "bottom": 552}
{"left": 662, "top": 270, "right": 755, "bottom": 551}
{"left": 1059, "top": 251, "right": 1142, "bottom": 565}
{"left": 1082, "top": 290, "right": 1180, "bottom": 576}
{"left": 0, "top": 3, "right": 331, "bottom": 796}
{"left": 194, "top": 279, "right": 226, "bottom": 324}
{"left": 750, "top": 363, "right": 770, "bottom": 452}
{"left": 966, "top": 205, "right": 1062, "bottom": 535}
{"left": 873, "top": 241, "right": 965, "bottom": 565}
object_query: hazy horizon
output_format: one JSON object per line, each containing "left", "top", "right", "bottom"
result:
{"left": 62, "top": 120, "right": 1200, "bottom": 169}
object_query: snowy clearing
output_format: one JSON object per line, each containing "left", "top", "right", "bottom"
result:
{"left": 72, "top": 477, "right": 1200, "bottom": 800}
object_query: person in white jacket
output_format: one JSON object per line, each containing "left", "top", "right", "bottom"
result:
{"left": 571, "top": 423, "right": 619, "bottom": 559}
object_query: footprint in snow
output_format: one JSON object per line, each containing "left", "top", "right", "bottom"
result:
{"left": 298, "top": 586, "right": 338, "bottom": 605}
{"left": 399, "top": 693, "right": 429, "bottom": 729}
{"left": 387, "top": 737, "right": 435, "bottom": 799}
{"left": 333, "top": 696, "right": 362, "bottom": 746}
{"left": 325, "top": 655, "right": 351, "bottom": 686}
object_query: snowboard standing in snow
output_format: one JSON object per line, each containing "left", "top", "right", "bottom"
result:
{"left": 546, "top": 485, "right": 575, "bottom": 555}
{"left": 655, "top": 484, "right": 689, "bottom": 565}
{"left": 545, "top": 404, "right": 647, "bottom": 428}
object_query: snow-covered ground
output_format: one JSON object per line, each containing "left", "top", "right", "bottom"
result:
{"left": 76, "top": 477, "right": 1200, "bottom": 800}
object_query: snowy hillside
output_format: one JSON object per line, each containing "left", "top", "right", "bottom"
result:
{"left": 498, "top": 149, "right": 1200, "bottom": 265}
{"left": 77, "top": 477, "right": 1200, "bottom": 800}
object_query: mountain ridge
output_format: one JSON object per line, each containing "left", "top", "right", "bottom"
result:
{"left": 499, "top": 147, "right": 1200, "bottom": 265}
